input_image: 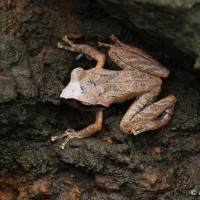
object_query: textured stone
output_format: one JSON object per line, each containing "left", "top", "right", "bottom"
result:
{"left": 0, "top": 76, "right": 17, "bottom": 103}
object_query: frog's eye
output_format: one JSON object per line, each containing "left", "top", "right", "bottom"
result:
{"left": 71, "top": 67, "right": 85, "bottom": 81}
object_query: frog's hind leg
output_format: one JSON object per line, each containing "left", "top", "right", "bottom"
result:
{"left": 120, "top": 86, "right": 161, "bottom": 133}
{"left": 58, "top": 36, "right": 106, "bottom": 68}
{"left": 120, "top": 95, "right": 177, "bottom": 135}
{"left": 133, "top": 106, "right": 175, "bottom": 135}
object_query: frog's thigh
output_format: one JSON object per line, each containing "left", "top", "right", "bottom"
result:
{"left": 120, "top": 87, "right": 161, "bottom": 134}
{"left": 120, "top": 95, "right": 177, "bottom": 135}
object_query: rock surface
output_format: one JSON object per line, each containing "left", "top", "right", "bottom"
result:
{"left": 96, "top": 0, "right": 200, "bottom": 69}
{"left": 0, "top": 0, "right": 199, "bottom": 199}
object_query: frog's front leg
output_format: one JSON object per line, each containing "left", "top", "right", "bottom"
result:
{"left": 51, "top": 111, "right": 103, "bottom": 149}
{"left": 120, "top": 95, "right": 177, "bottom": 135}
{"left": 99, "top": 34, "right": 170, "bottom": 78}
{"left": 57, "top": 36, "right": 106, "bottom": 68}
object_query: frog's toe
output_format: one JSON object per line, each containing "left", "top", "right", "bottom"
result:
{"left": 57, "top": 42, "right": 62, "bottom": 48}
{"left": 51, "top": 131, "right": 69, "bottom": 142}
{"left": 66, "top": 128, "right": 76, "bottom": 132}
{"left": 97, "top": 42, "right": 112, "bottom": 48}
{"left": 110, "top": 34, "right": 116, "bottom": 41}
{"left": 59, "top": 130, "right": 81, "bottom": 149}
{"left": 63, "top": 35, "right": 68, "bottom": 40}
{"left": 98, "top": 42, "right": 105, "bottom": 47}
{"left": 51, "top": 129, "right": 76, "bottom": 145}
{"left": 131, "top": 129, "right": 139, "bottom": 136}
{"left": 131, "top": 128, "right": 143, "bottom": 136}
{"left": 110, "top": 34, "right": 120, "bottom": 43}
{"left": 60, "top": 137, "right": 71, "bottom": 149}
{"left": 51, "top": 136, "right": 57, "bottom": 141}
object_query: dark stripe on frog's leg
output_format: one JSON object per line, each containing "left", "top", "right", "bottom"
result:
{"left": 132, "top": 106, "right": 175, "bottom": 135}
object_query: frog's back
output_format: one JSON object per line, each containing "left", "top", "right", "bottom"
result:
{"left": 88, "top": 68, "right": 162, "bottom": 105}
{"left": 61, "top": 67, "right": 162, "bottom": 108}
{"left": 89, "top": 68, "right": 161, "bottom": 93}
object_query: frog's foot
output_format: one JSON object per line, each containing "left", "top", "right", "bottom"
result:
{"left": 51, "top": 129, "right": 82, "bottom": 149}
{"left": 62, "top": 35, "right": 75, "bottom": 46}
{"left": 57, "top": 42, "right": 74, "bottom": 52}
{"left": 57, "top": 35, "right": 83, "bottom": 52}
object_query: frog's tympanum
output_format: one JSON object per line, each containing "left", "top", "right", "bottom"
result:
{"left": 51, "top": 35, "right": 177, "bottom": 149}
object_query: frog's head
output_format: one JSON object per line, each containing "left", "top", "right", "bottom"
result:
{"left": 60, "top": 67, "right": 105, "bottom": 111}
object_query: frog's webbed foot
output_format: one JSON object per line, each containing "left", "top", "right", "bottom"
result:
{"left": 57, "top": 35, "right": 81, "bottom": 52}
{"left": 51, "top": 129, "right": 81, "bottom": 149}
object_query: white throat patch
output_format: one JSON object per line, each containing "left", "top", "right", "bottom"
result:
{"left": 60, "top": 81, "right": 82, "bottom": 99}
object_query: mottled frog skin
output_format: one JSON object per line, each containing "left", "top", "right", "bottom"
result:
{"left": 51, "top": 35, "right": 177, "bottom": 149}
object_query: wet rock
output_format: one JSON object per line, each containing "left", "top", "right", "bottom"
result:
{"left": 56, "top": 188, "right": 81, "bottom": 200}
{"left": 87, "top": 191, "right": 130, "bottom": 200}
{"left": 0, "top": 36, "right": 38, "bottom": 102}
{"left": 96, "top": 0, "right": 200, "bottom": 69}
{"left": 0, "top": 175, "right": 52, "bottom": 200}
{"left": 16, "top": 144, "right": 57, "bottom": 174}
{"left": 57, "top": 138, "right": 130, "bottom": 172}
{"left": 18, "top": 179, "right": 52, "bottom": 200}
{"left": 95, "top": 174, "right": 121, "bottom": 190}
{"left": 0, "top": 76, "right": 17, "bottom": 103}
{"left": 0, "top": 184, "right": 18, "bottom": 200}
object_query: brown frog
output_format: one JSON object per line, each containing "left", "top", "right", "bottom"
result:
{"left": 51, "top": 35, "right": 177, "bottom": 149}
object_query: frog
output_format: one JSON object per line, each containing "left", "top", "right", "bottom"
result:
{"left": 51, "top": 34, "right": 177, "bottom": 149}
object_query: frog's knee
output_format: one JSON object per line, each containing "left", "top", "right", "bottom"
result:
{"left": 119, "top": 121, "right": 131, "bottom": 135}
{"left": 167, "top": 95, "right": 177, "bottom": 104}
